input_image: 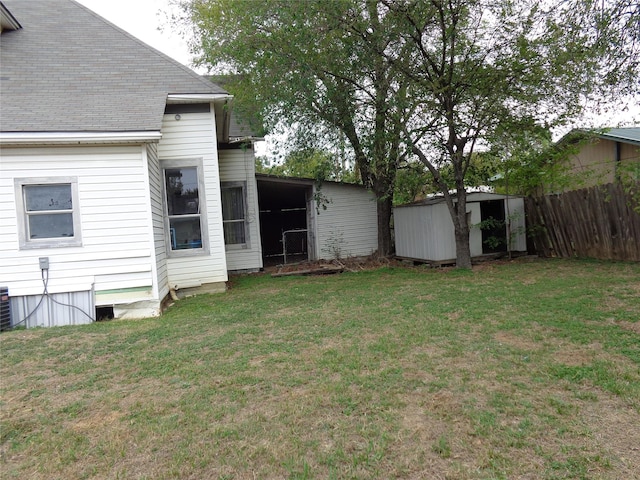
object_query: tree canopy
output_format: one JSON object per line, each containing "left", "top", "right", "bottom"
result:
{"left": 183, "top": 0, "right": 639, "bottom": 266}
{"left": 184, "top": 0, "right": 415, "bottom": 255}
{"left": 256, "top": 148, "right": 357, "bottom": 183}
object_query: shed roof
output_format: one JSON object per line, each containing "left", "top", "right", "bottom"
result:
{"left": 0, "top": 0, "right": 228, "bottom": 134}
{"left": 395, "top": 192, "right": 521, "bottom": 208}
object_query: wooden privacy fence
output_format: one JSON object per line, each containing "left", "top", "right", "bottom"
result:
{"left": 525, "top": 183, "right": 640, "bottom": 261}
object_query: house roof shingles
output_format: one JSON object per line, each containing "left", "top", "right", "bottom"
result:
{"left": 0, "top": 0, "right": 227, "bottom": 133}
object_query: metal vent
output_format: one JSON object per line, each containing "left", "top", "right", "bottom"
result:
{"left": 0, "top": 287, "right": 10, "bottom": 332}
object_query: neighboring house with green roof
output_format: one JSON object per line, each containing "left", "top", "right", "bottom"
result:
{"left": 0, "top": 0, "right": 264, "bottom": 326}
{"left": 563, "top": 127, "right": 640, "bottom": 188}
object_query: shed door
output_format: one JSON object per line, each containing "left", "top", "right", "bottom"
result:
{"left": 480, "top": 200, "right": 507, "bottom": 254}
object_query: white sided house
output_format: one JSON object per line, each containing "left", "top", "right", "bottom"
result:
{"left": 394, "top": 193, "right": 527, "bottom": 264}
{"left": 0, "top": 0, "right": 262, "bottom": 327}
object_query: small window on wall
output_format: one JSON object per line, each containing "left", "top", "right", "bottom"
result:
{"left": 15, "top": 177, "right": 82, "bottom": 249}
{"left": 162, "top": 159, "right": 208, "bottom": 256}
{"left": 221, "top": 182, "right": 248, "bottom": 248}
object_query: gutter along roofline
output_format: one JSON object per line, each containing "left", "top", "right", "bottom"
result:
{"left": 0, "top": 131, "right": 163, "bottom": 145}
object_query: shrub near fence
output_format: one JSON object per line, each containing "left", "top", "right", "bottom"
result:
{"left": 525, "top": 183, "right": 640, "bottom": 261}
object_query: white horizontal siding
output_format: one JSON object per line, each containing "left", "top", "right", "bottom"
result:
{"left": 4, "top": 258, "right": 151, "bottom": 283}
{"left": 0, "top": 145, "right": 158, "bottom": 307}
{"left": 218, "top": 147, "right": 263, "bottom": 271}
{"left": 158, "top": 110, "right": 228, "bottom": 289}
{"left": 94, "top": 271, "right": 155, "bottom": 291}
{"left": 314, "top": 183, "right": 378, "bottom": 260}
{"left": 394, "top": 196, "right": 527, "bottom": 262}
{"left": 147, "top": 143, "right": 169, "bottom": 301}
{"left": 0, "top": 248, "right": 152, "bottom": 267}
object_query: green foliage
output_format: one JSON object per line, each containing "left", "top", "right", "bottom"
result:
{"left": 616, "top": 156, "right": 640, "bottom": 214}
{"left": 488, "top": 128, "right": 608, "bottom": 196}
{"left": 475, "top": 216, "right": 509, "bottom": 250}
{"left": 255, "top": 148, "right": 356, "bottom": 183}
{"left": 462, "top": 153, "right": 504, "bottom": 190}
{"left": 473, "top": 211, "right": 526, "bottom": 254}
{"left": 494, "top": 128, "right": 639, "bottom": 202}
{"left": 393, "top": 163, "right": 434, "bottom": 205}
{"left": 432, "top": 435, "right": 452, "bottom": 459}
{"left": 394, "top": 152, "right": 504, "bottom": 205}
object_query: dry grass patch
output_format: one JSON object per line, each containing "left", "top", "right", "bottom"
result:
{"left": 614, "top": 320, "right": 640, "bottom": 335}
{"left": 493, "top": 331, "right": 542, "bottom": 352}
{"left": 581, "top": 395, "right": 640, "bottom": 476}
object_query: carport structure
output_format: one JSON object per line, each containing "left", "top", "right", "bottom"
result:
{"left": 256, "top": 174, "right": 379, "bottom": 265}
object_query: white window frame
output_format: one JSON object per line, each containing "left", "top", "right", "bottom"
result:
{"left": 14, "top": 177, "right": 82, "bottom": 250}
{"left": 160, "top": 158, "right": 209, "bottom": 258}
{"left": 221, "top": 181, "right": 250, "bottom": 250}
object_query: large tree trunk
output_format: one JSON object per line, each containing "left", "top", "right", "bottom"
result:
{"left": 440, "top": 185, "right": 473, "bottom": 269}
{"left": 454, "top": 218, "right": 472, "bottom": 268}
{"left": 369, "top": 172, "right": 395, "bottom": 257}
{"left": 410, "top": 143, "right": 473, "bottom": 267}
{"left": 376, "top": 194, "right": 393, "bottom": 257}
{"left": 452, "top": 189, "right": 472, "bottom": 269}
{"left": 339, "top": 109, "right": 395, "bottom": 258}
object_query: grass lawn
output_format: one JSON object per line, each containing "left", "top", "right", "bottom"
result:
{"left": 1, "top": 258, "right": 639, "bottom": 479}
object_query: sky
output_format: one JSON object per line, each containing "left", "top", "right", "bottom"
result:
{"left": 76, "top": 0, "right": 195, "bottom": 69}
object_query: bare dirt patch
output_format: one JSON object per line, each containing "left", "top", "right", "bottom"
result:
{"left": 552, "top": 342, "right": 602, "bottom": 366}
{"left": 547, "top": 338, "right": 639, "bottom": 372}
{"left": 494, "top": 331, "right": 542, "bottom": 352}
{"left": 614, "top": 320, "right": 640, "bottom": 334}
{"left": 71, "top": 410, "right": 124, "bottom": 433}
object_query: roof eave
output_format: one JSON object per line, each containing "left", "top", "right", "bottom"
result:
{"left": 167, "top": 93, "right": 233, "bottom": 104}
{"left": 0, "top": 131, "right": 162, "bottom": 145}
{"left": 598, "top": 133, "right": 640, "bottom": 146}
{"left": 560, "top": 128, "right": 640, "bottom": 147}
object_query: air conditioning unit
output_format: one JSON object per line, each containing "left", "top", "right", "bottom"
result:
{"left": 0, "top": 287, "right": 10, "bottom": 332}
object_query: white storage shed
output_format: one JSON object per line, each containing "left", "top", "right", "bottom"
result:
{"left": 394, "top": 193, "right": 527, "bottom": 263}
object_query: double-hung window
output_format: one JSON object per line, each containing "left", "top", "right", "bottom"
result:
{"left": 15, "top": 177, "right": 82, "bottom": 249}
{"left": 162, "top": 159, "right": 208, "bottom": 256}
{"left": 221, "top": 182, "right": 248, "bottom": 248}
